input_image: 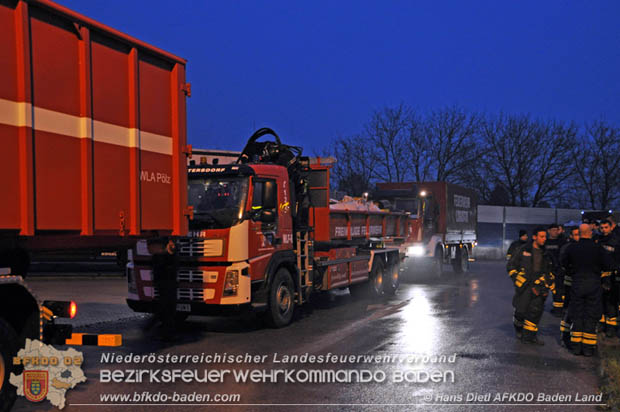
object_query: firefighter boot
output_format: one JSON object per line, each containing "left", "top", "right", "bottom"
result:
{"left": 521, "top": 329, "right": 544, "bottom": 345}
{"left": 570, "top": 331, "right": 583, "bottom": 356}
{"left": 582, "top": 332, "right": 598, "bottom": 357}
{"left": 605, "top": 318, "right": 617, "bottom": 338}
{"left": 513, "top": 315, "right": 524, "bottom": 339}
{"left": 514, "top": 324, "right": 522, "bottom": 339}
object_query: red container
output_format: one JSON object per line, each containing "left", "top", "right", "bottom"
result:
{"left": 0, "top": 0, "right": 188, "bottom": 248}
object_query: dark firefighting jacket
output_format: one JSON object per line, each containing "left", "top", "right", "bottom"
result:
{"left": 507, "top": 242, "right": 556, "bottom": 294}
{"left": 597, "top": 233, "right": 620, "bottom": 281}
{"left": 560, "top": 238, "right": 613, "bottom": 287}
{"left": 506, "top": 239, "right": 528, "bottom": 261}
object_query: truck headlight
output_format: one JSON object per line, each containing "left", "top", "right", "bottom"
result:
{"left": 223, "top": 270, "right": 239, "bottom": 296}
{"left": 408, "top": 245, "right": 425, "bottom": 257}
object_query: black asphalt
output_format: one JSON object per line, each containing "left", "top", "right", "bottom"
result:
{"left": 14, "top": 261, "right": 606, "bottom": 411}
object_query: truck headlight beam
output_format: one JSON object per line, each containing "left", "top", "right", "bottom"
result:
{"left": 408, "top": 245, "right": 425, "bottom": 257}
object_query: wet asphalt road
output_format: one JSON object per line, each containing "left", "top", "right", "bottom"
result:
{"left": 14, "top": 261, "right": 606, "bottom": 411}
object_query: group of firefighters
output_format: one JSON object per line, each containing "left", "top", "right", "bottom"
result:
{"left": 506, "top": 215, "right": 620, "bottom": 356}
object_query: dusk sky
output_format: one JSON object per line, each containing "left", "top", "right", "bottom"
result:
{"left": 57, "top": 0, "right": 620, "bottom": 155}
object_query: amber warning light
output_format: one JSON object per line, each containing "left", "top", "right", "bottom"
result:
{"left": 70, "top": 301, "right": 77, "bottom": 319}
{"left": 43, "top": 300, "right": 78, "bottom": 319}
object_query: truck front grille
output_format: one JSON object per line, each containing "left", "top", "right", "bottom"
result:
{"left": 153, "top": 287, "right": 205, "bottom": 302}
{"left": 178, "top": 269, "right": 204, "bottom": 283}
{"left": 178, "top": 238, "right": 223, "bottom": 257}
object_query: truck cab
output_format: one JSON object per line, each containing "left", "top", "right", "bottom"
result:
{"left": 375, "top": 182, "right": 477, "bottom": 276}
{"left": 128, "top": 163, "right": 295, "bottom": 317}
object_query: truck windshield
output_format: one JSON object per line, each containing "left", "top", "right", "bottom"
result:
{"left": 188, "top": 177, "right": 249, "bottom": 228}
{"left": 394, "top": 198, "right": 419, "bottom": 217}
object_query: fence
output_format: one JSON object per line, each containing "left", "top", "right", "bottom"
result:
{"left": 473, "top": 206, "right": 584, "bottom": 260}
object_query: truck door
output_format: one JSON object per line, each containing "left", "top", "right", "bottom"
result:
{"left": 249, "top": 177, "right": 291, "bottom": 252}
{"left": 251, "top": 178, "right": 278, "bottom": 251}
{"left": 422, "top": 196, "right": 439, "bottom": 241}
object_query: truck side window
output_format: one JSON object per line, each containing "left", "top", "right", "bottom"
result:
{"left": 252, "top": 180, "right": 277, "bottom": 211}
{"left": 252, "top": 180, "right": 278, "bottom": 234}
{"left": 252, "top": 181, "right": 263, "bottom": 209}
{"left": 263, "top": 181, "right": 277, "bottom": 210}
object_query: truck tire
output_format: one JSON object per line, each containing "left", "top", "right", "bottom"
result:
{"left": 265, "top": 268, "right": 295, "bottom": 328}
{"left": 452, "top": 247, "right": 469, "bottom": 274}
{"left": 431, "top": 247, "right": 443, "bottom": 278}
{"left": 369, "top": 259, "right": 385, "bottom": 298}
{"left": 0, "top": 319, "right": 18, "bottom": 412}
{"left": 384, "top": 262, "right": 400, "bottom": 296}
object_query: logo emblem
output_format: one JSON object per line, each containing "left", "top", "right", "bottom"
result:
{"left": 24, "top": 370, "right": 48, "bottom": 402}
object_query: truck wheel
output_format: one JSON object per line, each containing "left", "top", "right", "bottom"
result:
{"left": 384, "top": 263, "right": 400, "bottom": 296}
{"left": 265, "top": 268, "right": 296, "bottom": 328}
{"left": 0, "top": 319, "right": 18, "bottom": 412}
{"left": 452, "top": 247, "right": 469, "bottom": 274}
{"left": 369, "top": 259, "right": 385, "bottom": 298}
{"left": 431, "top": 247, "right": 443, "bottom": 278}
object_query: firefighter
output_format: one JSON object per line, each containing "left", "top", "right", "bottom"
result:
{"left": 151, "top": 239, "right": 178, "bottom": 341}
{"left": 559, "top": 227, "right": 579, "bottom": 347}
{"left": 507, "top": 230, "right": 528, "bottom": 261}
{"left": 508, "top": 226, "right": 555, "bottom": 345}
{"left": 593, "top": 221, "right": 602, "bottom": 240}
{"left": 598, "top": 220, "right": 620, "bottom": 338}
{"left": 558, "top": 224, "right": 567, "bottom": 242}
{"left": 609, "top": 215, "right": 620, "bottom": 239}
{"left": 560, "top": 224, "right": 613, "bottom": 356}
{"left": 546, "top": 224, "right": 567, "bottom": 316}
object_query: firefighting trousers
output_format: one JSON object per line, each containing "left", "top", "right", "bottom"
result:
{"left": 513, "top": 285, "right": 547, "bottom": 335}
{"left": 552, "top": 272, "right": 565, "bottom": 311}
{"left": 152, "top": 253, "right": 178, "bottom": 329}
{"left": 569, "top": 280, "right": 602, "bottom": 351}
{"left": 560, "top": 284, "right": 572, "bottom": 339}
{"left": 601, "top": 279, "right": 618, "bottom": 332}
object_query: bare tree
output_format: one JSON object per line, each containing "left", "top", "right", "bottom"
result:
{"left": 327, "top": 106, "right": 617, "bottom": 209}
{"left": 570, "top": 120, "right": 620, "bottom": 210}
{"left": 528, "top": 120, "right": 577, "bottom": 207}
{"left": 329, "top": 134, "right": 378, "bottom": 196}
{"left": 364, "top": 103, "right": 412, "bottom": 182}
{"left": 481, "top": 113, "right": 577, "bottom": 207}
{"left": 405, "top": 111, "right": 434, "bottom": 182}
{"left": 424, "top": 106, "right": 481, "bottom": 183}
{"left": 480, "top": 113, "right": 538, "bottom": 206}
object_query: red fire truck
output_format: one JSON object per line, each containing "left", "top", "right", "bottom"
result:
{"left": 127, "top": 129, "right": 406, "bottom": 327}
{"left": 375, "top": 182, "right": 477, "bottom": 276}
